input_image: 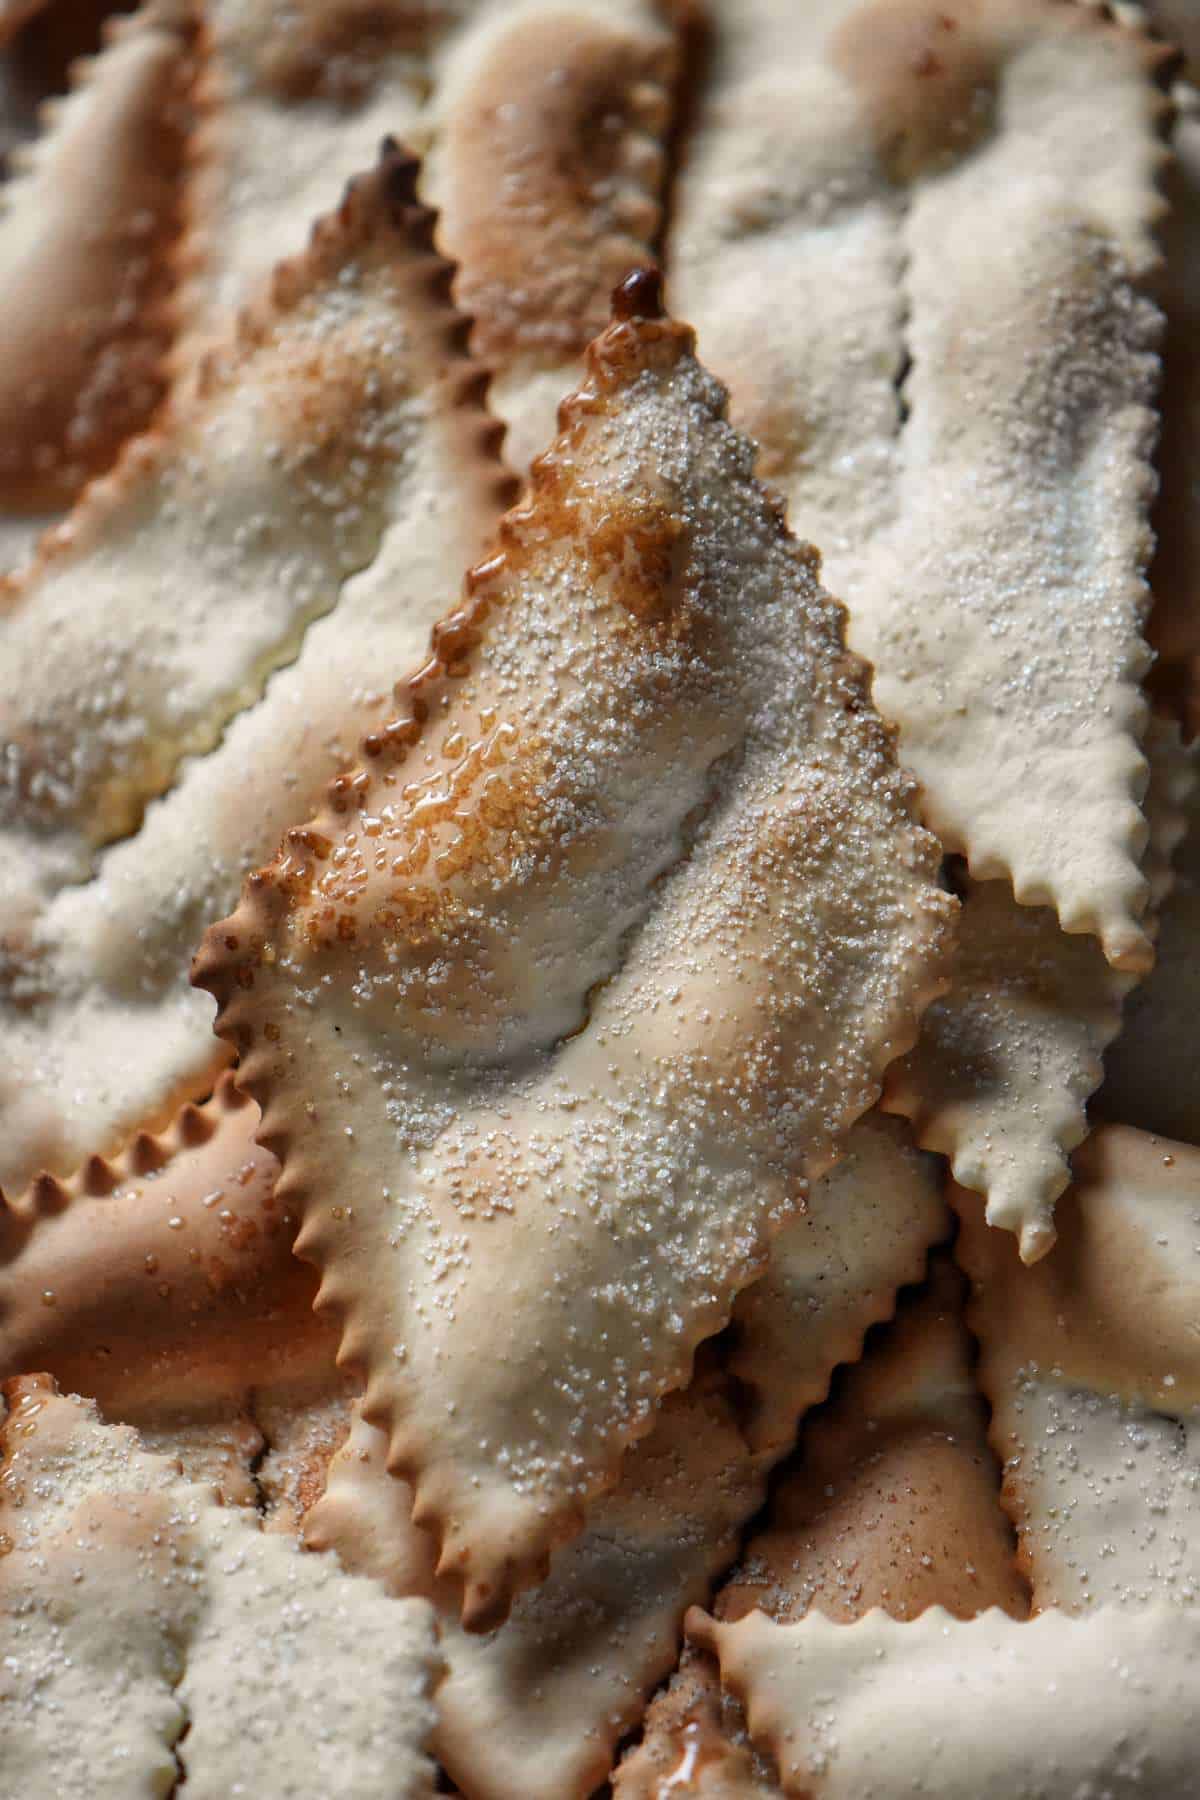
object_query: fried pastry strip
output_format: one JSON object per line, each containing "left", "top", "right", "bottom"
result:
{"left": 0, "top": 1073, "right": 351, "bottom": 1512}
{"left": 179, "top": 0, "right": 446, "bottom": 350}
{"left": 303, "top": 1112, "right": 943, "bottom": 1798}
{"left": 1, "top": 1104, "right": 940, "bottom": 1791}
{"left": 667, "top": 0, "right": 907, "bottom": 598}
{"left": 309, "top": 1368, "right": 764, "bottom": 1800}
{"left": 674, "top": 0, "right": 1170, "bottom": 969}
{"left": 616, "top": 1257, "right": 1024, "bottom": 1797}
{"left": 0, "top": 1377, "right": 441, "bottom": 1797}
{"left": 0, "top": 148, "right": 467, "bottom": 917}
{"left": 0, "top": 144, "right": 512, "bottom": 1195}
{"left": 421, "top": 0, "right": 675, "bottom": 470}
{"left": 886, "top": 717, "right": 1195, "bottom": 1259}
{"left": 719, "top": 1260, "right": 1027, "bottom": 1629}
{"left": 183, "top": 0, "right": 676, "bottom": 451}
{"left": 197, "top": 276, "right": 954, "bottom": 1624}
{"left": 887, "top": 883, "right": 1136, "bottom": 1262}
{"left": 685, "top": 1604, "right": 1200, "bottom": 1798}
{"left": 957, "top": 1125, "right": 1200, "bottom": 1611}
{"left": 852, "top": 0, "right": 1169, "bottom": 968}
{"left": 724, "top": 1111, "right": 947, "bottom": 1456}
{"left": 0, "top": 0, "right": 193, "bottom": 554}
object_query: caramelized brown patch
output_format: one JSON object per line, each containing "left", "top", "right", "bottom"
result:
{"left": 612, "top": 265, "right": 665, "bottom": 322}
{"left": 585, "top": 496, "right": 689, "bottom": 629}
{"left": 831, "top": 0, "right": 997, "bottom": 182}
{"left": 252, "top": 329, "right": 412, "bottom": 502}
{"left": 287, "top": 721, "right": 553, "bottom": 930}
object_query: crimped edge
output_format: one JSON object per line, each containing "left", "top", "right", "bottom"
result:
{"left": 194, "top": 266, "right": 957, "bottom": 1627}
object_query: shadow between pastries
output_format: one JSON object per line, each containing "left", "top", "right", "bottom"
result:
{"left": 0, "top": 136, "right": 513, "bottom": 1198}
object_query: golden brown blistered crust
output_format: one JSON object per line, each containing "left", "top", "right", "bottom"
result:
{"left": 182, "top": 138, "right": 466, "bottom": 456}
{"left": 173, "top": 0, "right": 444, "bottom": 365}
{"left": 434, "top": 8, "right": 673, "bottom": 362}
{"left": 0, "top": 1, "right": 197, "bottom": 516}
{"left": 195, "top": 275, "right": 954, "bottom": 1628}
{"left": 0, "top": 138, "right": 515, "bottom": 1205}
{"left": 18, "top": 135, "right": 487, "bottom": 584}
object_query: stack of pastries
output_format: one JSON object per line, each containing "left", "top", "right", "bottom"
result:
{"left": 2, "top": 1, "right": 1199, "bottom": 1793}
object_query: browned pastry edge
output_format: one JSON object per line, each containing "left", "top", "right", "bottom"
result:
{"left": 188, "top": 273, "right": 713, "bottom": 1613}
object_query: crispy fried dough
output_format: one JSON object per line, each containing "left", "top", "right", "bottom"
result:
{"left": 177, "top": 0, "right": 441, "bottom": 348}
{"left": 0, "top": 1, "right": 194, "bottom": 538}
{"left": 196, "top": 277, "right": 953, "bottom": 1625}
{"left": 673, "top": 0, "right": 1171, "bottom": 970}
{"left": 686, "top": 1604, "right": 1200, "bottom": 1798}
{"left": 0, "top": 1377, "right": 441, "bottom": 1796}
{"left": 0, "top": 142, "right": 510, "bottom": 1196}
{"left": 422, "top": 0, "right": 674, "bottom": 469}
{"left": 725, "top": 1112, "right": 947, "bottom": 1455}
{"left": 887, "top": 719, "right": 1195, "bottom": 1258}
{"left": 0, "top": 1073, "right": 353, "bottom": 1514}
{"left": 303, "top": 1111, "right": 944, "bottom": 1797}
{"left": 309, "top": 1368, "right": 764, "bottom": 1800}
{"left": 0, "top": 147, "right": 468, "bottom": 917}
{"left": 617, "top": 1256, "right": 1023, "bottom": 1796}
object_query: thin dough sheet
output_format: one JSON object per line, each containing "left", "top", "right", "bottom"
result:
{"left": 196, "top": 279, "right": 954, "bottom": 1625}
{"left": 956, "top": 1125, "right": 1200, "bottom": 1611}
{"left": 687, "top": 1604, "right": 1200, "bottom": 1799}
{"left": 0, "top": 1377, "right": 442, "bottom": 1798}
{"left": 0, "top": 143, "right": 512, "bottom": 1196}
